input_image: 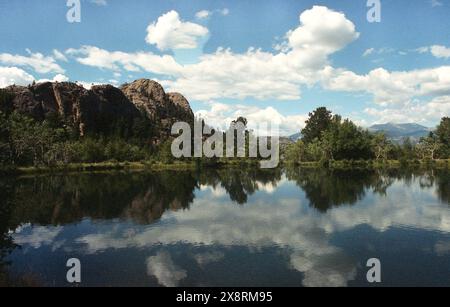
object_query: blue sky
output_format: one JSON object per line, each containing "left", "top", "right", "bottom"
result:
{"left": 1, "top": 0, "right": 450, "bottom": 135}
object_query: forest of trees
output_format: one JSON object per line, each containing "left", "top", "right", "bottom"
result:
{"left": 1, "top": 100, "right": 450, "bottom": 169}
{"left": 284, "top": 107, "right": 450, "bottom": 165}
{"left": 0, "top": 110, "right": 154, "bottom": 168}
{"left": 0, "top": 101, "right": 262, "bottom": 168}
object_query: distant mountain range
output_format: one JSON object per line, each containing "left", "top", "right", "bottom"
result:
{"left": 287, "top": 123, "right": 432, "bottom": 144}
{"left": 369, "top": 123, "right": 432, "bottom": 142}
{"left": 289, "top": 132, "right": 302, "bottom": 142}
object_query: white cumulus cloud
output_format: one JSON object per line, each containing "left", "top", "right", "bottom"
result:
{"left": 67, "top": 6, "right": 361, "bottom": 102}
{"left": 415, "top": 45, "right": 450, "bottom": 59}
{"left": 66, "top": 45, "right": 182, "bottom": 76}
{"left": 430, "top": 45, "right": 450, "bottom": 59}
{"left": 0, "top": 66, "right": 35, "bottom": 88}
{"left": 195, "top": 102, "right": 307, "bottom": 136}
{"left": 195, "top": 10, "right": 211, "bottom": 20}
{"left": 37, "top": 74, "right": 70, "bottom": 84}
{"left": 0, "top": 50, "right": 64, "bottom": 74}
{"left": 363, "top": 48, "right": 375, "bottom": 57}
{"left": 53, "top": 49, "right": 68, "bottom": 62}
{"left": 146, "top": 10, "right": 209, "bottom": 51}
{"left": 62, "top": 6, "right": 450, "bottom": 126}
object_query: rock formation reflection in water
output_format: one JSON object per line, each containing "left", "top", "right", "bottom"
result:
{"left": 0, "top": 167, "right": 449, "bottom": 286}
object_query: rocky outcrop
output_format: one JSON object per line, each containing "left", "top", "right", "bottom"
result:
{"left": 0, "top": 79, "right": 194, "bottom": 140}
{"left": 120, "top": 79, "right": 167, "bottom": 120}
{"left": 121, "top": 79, "right": 194, "bottom": 139}
{"left": 167, "top": 92, "right": 195, "bottom": 122}
{"left": 4, "top": 83, "right": 87, "bottom": 135}
{"left": 89, "top": 84, "right": 141, "bottom": 136}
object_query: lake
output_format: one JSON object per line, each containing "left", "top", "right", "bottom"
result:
{"left": 1, "top": 167, "right": 450, "bottom": 287}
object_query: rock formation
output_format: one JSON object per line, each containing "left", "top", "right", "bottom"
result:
{"left": 121, "top": 79, "right": 194, "bottom": 139}
{"left": 0, "top": 79, "right": 194, "bottom": 141}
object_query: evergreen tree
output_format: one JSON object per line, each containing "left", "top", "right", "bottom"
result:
{"left": 301, "top": 107, "right": 333, "bottom": 144}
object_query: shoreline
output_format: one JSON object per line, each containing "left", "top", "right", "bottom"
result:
{"left": 290, "top": 159, "right": 450, "bottom": 169}
{"left": 0, "top": 159, "right": 260, "bottom": 176}
{"left": 1, "top": 161, "right": 197, "bottom": 176}
{"left": 1, "top": 159, "right": 450, "bottom": 176}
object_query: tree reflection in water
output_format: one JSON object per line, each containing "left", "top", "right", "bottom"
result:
{"left": 199, "top": 168, "right": 282, "bottom": 205}
{"left": 0, "top": 167, "right": 448, "bottom": 232}
{"left": 0, "top": 166, "right": 449, "bottom": 285}
{"left": 285, "top": 167, "right": 450, "bottom": 212}
{"left": 285, "top": 168, "right": 394, "bottom": 212}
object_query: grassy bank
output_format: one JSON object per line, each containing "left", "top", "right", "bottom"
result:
{"left": 0, "top": 161, "right": 195, "bottom": 176}
{"left": 0, "top": 159, "right": 262, "bottom": 176}
{"left": 288, "top": 159, "right": 450, "bottom": 169}
{"left": 1, "top": 159, "right": 449, "bottom": 176}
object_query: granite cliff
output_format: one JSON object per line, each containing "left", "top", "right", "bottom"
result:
{"left": 0, "top": 79, "right": 194, "bottom": 143}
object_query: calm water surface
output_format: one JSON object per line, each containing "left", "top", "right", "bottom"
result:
{"left": 1, "top": 168, "right": 449, "bottom": 287}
